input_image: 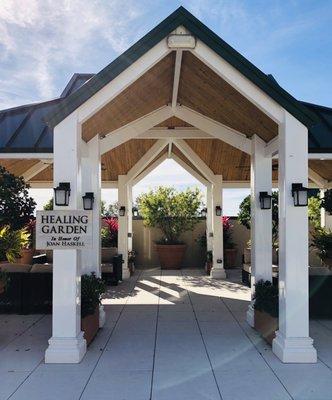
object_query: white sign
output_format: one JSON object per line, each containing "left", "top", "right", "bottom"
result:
{"left": 36, "top": 210, "right": 93, "bottom": 250}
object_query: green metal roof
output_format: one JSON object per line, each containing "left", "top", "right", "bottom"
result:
{"left": 45, "top": 6, "right": 319, "bottom": 129}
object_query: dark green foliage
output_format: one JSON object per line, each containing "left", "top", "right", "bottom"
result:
{"left": 43, "top": 198, "right": 54, "bottom": 210}
{"left": 322, "top": 189, "right": 332, "bottom": 215}
{"left": 81, "top": 273, "right": 106, "bottom": 318}
{"left": 0, "top": 166, "right": 36, "bottom": 230}
{"left": 137, "top": 187, "right": 202, "bottom": 244}
{"left": 253, "top": 280, "right": 279, "bottom": 318}
{"left": 311, "top": 228, "right": 332, "bottom": 264}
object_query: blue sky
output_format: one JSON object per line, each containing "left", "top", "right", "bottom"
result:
{"left": 1, "top": 1, "right": 331, "bottom": 214}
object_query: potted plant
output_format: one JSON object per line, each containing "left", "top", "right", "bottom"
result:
{"left": 243, "top": 240, "right": 251, "bottom": 264}
{"left": 311, "top": 228, "right": 332, "bottom": 268}
{"left": 0, "top": 225, "right": 30, "bottom": 263}
{"left": 137, "top": 187, "right": 201, "bottom": 269}
{"left": 128, "top": 250, "right": 136, "bottom": 276}
{"left": 101, "top": 217, "right": 118, "bottom": 263}
{"left": 223, "top": 217, "right": 237, "bottom": 268}
{"left": 81, "top": 273, "right": 106, "bottom": 345}
{"left": 19, "top": 219, "right": 36, "bottom": 264}
{"left": 253, "top": 279, "right": 279, "bottom": 345}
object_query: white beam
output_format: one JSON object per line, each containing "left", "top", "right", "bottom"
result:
{"left": 23, "top": 160, "right": 52, "bottom": 181}
{"left": 77, "top": 40, "right": 170, "bottom": 123}
{"left": 265, "top": 137, "right": 278, "bottom": 156}
{"left": 174, "top": 105, "right": 252, "bottom": 154}
{"left": 308, "top": 153, "right": 332, "bottom": 160}
{"left": 168, "top": 141, "right": 172, "bottom": 158}
{"left": 126, "top": 139, "right": 168, "bottom": 182}
{"left": 100, "top": 106, "right": 172, "bottom": 154}
{"left": 137, "top": 128, "right": 212, "bottom": 139}
{"left": 192, "top": 40, "right": 284, "bottom": 124}
{"left": 171, "top": 50, "right": 183, "bottom": 109}
{"left": 133, "top": 153, "right": 168, "bottom": 186}
{"left": 171, "top": 154, "right": 209, "bottom": 186}
{"left": 308, "top": 168, "right": 329, "bottom": 188}
{"left": 0, "top": 153, "right": 53, "bottom": 159}
{"left": 173, "top": 139, "right": 216, "bottom": 183}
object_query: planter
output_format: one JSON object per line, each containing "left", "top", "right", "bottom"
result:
{"left": 0, "top": 280, "right": 5, "bottom": 295}
{"left": 101, "top": 247, "right": 117, "bottom": 263}
{"left": 16, "top": 248, "right": 34, "bottom": 265}
{"left": 224, "top": 248, "right": 237, "bottom": 269}
{"left": 243, "top": 247, "right": 251, "bottom": 264}
{"left": 206, "top": 261, "right": 212, "bottom": 275}
{"left": 254, "top": 310, "right": 278, "bottom": 345}
{"left": 155, "top": 244, "right": 187, "bottom": 269}
{"left": 81, "top": 307, "right": 99, "bottom": 346}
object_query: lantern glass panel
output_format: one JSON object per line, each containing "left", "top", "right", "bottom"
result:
{"left": 119, "top": 207, "right": 126, "bottom": 217}
{"left": 215, "top": 206, "right": 222, "bottom": 216}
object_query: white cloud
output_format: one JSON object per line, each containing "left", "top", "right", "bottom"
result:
{"left": 0, "top": 0, "right": 145, "bottom": 108}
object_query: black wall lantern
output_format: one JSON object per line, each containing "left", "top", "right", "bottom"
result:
{"left": 119, "top": 206, "right": 126, "bottom": 217}
{"left": 259, "top": 191, "right": 272, "bottom": 210}
{"left": 54, "top": 182, "right": 71, "bottom": 206}
{"left": 215, "top": 206, "right": 222, "bottom": 216}
{"left": 292, "top": 183, "right": 308, "bottom": 207}
{"left": 82, "top": 192, "right": 94, "bottom": 210}
{"left": 132, "top": 207, "right": 139, "bottom": 217}
{"left": 200, "top": 207, "right": 207, "bottom": 218}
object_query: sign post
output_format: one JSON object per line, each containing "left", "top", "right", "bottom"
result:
{"left": 36, "top": 210, "right": 93, "bottom": 250}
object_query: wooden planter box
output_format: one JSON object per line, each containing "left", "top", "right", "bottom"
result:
{"left": 155, "top": 244, "right": 187, "bottom": 269}
{"left": 254, "top": 310, "right": 278, "bottom": 345}
{"left": 81, "top": 307, "right": 99, "bottom": 346}
{"left": 224, "top": 248, "right": 237, "bottom": 269}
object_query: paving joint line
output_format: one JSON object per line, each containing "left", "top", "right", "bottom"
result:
{"left": 149, "top": 268, "right": 161, "bottom": 400}
{"left": 78, "top": 270, "right": 143, "bottom": 400}
{"left": 183, "top": 270, "right": 224, "bottom": 400}
{"left": 221, "top": 297, "right": 294, "bottom": 400}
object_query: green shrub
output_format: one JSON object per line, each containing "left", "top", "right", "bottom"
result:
{"left": 311, "top": 228, "right": 332, "bottom": 265}
{"left": 0, "top": 226, "right": 30, "bottom": 262}
{"left": 81, "top": 273, "right": 106, "bottom": 318}
{"left": 0, "top": 166, "right": 35, "bottom": 230}
{"left": 253, "top": 280, "right": 279, "bottom": 318}
{"left": 137, "top": 186, "right": 202, "bottom": 244}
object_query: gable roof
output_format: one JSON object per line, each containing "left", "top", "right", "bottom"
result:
{"left": 45, "top": 6, "right": 319, "bottom": 129}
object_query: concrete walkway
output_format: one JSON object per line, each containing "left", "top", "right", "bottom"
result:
{"left": 1, "top": 268, "right": 332, "bottom": 399}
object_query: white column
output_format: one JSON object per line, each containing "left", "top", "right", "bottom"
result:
{"left": 272, "top": 111, "right": 317, "bottom": 363}
{"left": 45, "top": 112, "right": 87, "bottom": 364}
{"left": 81, "top": 136, "right": 104, "bottom": 327}
{"left": 206, "top": 183, "right": 213, "bottom": 252}
{"left": 127, "top": 182, "right": 133, "bottom": 253}
{"left": 246, "top": 135, "right": 273, "bottom": 327}
{"left": 81, "top": 136, "right": 101, "bottom": 276}
{"left": 118, "top": 175, "right": 130, "bottom": 279}
{"left": 210, "top": 176, "right": 226, "bottom": 279}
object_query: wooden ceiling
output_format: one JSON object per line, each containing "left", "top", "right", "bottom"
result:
{"left": 82, "top": 53, "right": 175, "bottom": 141}
{"left": 178, "top": 52, "right": 278, "bottom": 141}
{"left": 309, "top": 160, "right": 332, "bottom": 181}
{"left": 0, "top": 159, "right": 40, "bottom": 177}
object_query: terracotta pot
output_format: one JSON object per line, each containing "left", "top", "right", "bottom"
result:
{"left": 224, "top": 248, "right": 237, "bottom": 269}
{"left": 254, "top": 309, "right": 278, "bottom": 345}
{"left": 81, "top": 307, "right": 99, "bottom": 346}
{"left": 243, "top": 248, "right": 251, "bottom": 264}
{"left": 101, "top": 247, "right": 117, "bottom": 263}
{"left": 16, "top": 248, "right": 34, "bottom": 265}
{"left": 155, "top": 244, "right": 187, "bottom": 269}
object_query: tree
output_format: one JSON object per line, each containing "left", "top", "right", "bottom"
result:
{"left": 238, "top": 192, "right": 279, "bottom": 243}
{"left": 322, "top": 189, "right": 332, "bottom": 215}
{"left": 137, "top": 186, "right": 202, "bottom": 244}
{"left": 0, "top": 166, "right": 36, "bottom": 230}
